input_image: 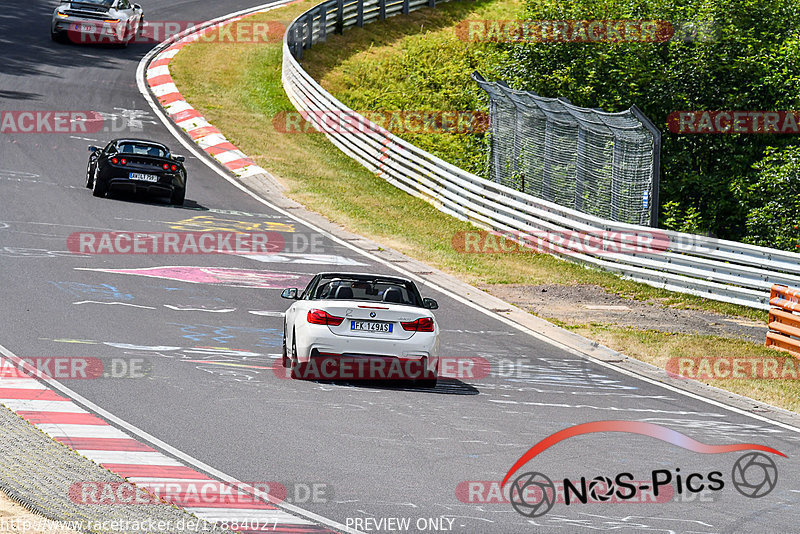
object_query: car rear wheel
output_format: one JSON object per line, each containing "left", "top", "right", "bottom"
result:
{"left": 85, "top": 162, "right": 95, "bottom": 188}
{"left": 289, "top": 330, "right": 306, "bottom": 379}
{"left": 51, "top": 30, "right": 64, "bottom": 43}
{"left": 92, "top": 175, "right": 107, "bottom": 198}
{"left": 281, "top": 325, "right": 289, "bottom": 368}
{"left": 170, "top": 188, "right": 185, "bottom": 206}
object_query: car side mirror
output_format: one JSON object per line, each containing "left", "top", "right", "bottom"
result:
{"left": 88, "top": 146, "right": 99, "bottom": 152}
{"left": 281, "top": 288, "right": 299, "bottom": 300}
{"left": 423, "top": 298, "right": 438, "bottom": 310}
{"left": 174, "top": 155, "right": 185, "bottom": 162}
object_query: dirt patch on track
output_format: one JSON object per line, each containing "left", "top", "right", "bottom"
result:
{"left": 483, "top": 283, "right": 768, "bottom": 344}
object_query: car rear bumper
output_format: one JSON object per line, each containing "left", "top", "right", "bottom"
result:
{"left": 302, "top": 350, "right": 438, "bottom": 381}
{"left": 52, "top": 19, "right": 125, "bottom": 42}
{"left": 106, "top": 177, "right": 178, "bottom": 196}
{"left": 297, "top": 329, "right": 438, "bottom": 364}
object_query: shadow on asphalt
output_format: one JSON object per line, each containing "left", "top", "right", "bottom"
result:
{"left": 310, "top": 377, "right": 480, "bottom": 395}
{"left": 105, "top": 191, "right": 209, "bottom": 211}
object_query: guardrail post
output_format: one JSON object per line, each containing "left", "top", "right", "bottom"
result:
{"left": 304, "top": 13, "right": 314, "bottom": 49}
{"left": 319, "top": 8, "right": 327, "bottom": 42}
{"left": 294, "top": 25, "right": 303, "bottom": 59}
{"left": 428, "top": 0, "right": 435, "bottom": 7}
{"left": 335, "top": 0, "right": 344, "bottom": 34}
{"left": 402, "top": 0, "right": 409, "bottom": 15}
{"left": 379, "top": 0, "right": 386, "bottom": 19}
{"left": 357, "top": 0, "right": 364, "bottom": 27}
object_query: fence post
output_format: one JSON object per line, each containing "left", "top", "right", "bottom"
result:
{"left": 357, "top": 0, "right": 364, "bottom": 27}
{"left": 293, "top": 25, "right": 303, "bottom": 59}
{"left": 319, "top": 7, "right": 327, "bottom": 42}
{"left": 428, "top": 0, "right": 435, "bottom": 7}
{"left": 304, "top": 13, "right": 314, "bottom": 49}
{"left": 402, "top": 0, "right": 409, "bottom": 15}
{"left": 379, "top": 0, "right": 386, "bottom": 20}
{"left": 631, "top": 104, "right": 661, "bottom": 227}
{"left": 335, "top": 0, "right": 344, "bottom": 34}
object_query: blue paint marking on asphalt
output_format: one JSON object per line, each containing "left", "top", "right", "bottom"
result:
{"left": 168, "top": 323, "right": 282, "bottom": 348}
{"left": 50, "top": 281, "right": 134, "bottom": 301}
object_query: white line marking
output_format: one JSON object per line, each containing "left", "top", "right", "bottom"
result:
{"left": 74, "top": 300, "right": 157, "bottom": 310}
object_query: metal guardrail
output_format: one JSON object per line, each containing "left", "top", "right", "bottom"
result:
{"left": 281, "top": 0, "right": 799, "bottom": 310}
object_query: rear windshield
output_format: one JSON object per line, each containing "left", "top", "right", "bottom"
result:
{"left": 308, "top": 276, "right": 422, "bottom": 306}
{"left": 116, "top": 143, "right": 167, "bottom": 158}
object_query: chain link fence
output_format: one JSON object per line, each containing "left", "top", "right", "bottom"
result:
{"left": 473, "top": 72, "right": 660, "bottom": 226}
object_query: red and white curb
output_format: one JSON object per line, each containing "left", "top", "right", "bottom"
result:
{"left": 0, "top": 353, "right": 336, "bottom": 533}
{"left": 144, "top": 11, "right": 276, "bottom": 181}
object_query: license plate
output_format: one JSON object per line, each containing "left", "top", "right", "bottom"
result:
{"left": 129, "top": 172, "right": 159, "bottom": 183}
{"left": 72, "top": 23, "right": 96, "bottom": 32}
{"left": 350, "top": 320, "right": 392, "bottom": 333}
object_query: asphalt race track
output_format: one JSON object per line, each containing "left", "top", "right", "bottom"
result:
{"left": 1, "top": 2, "right": 800, "bottom": 532}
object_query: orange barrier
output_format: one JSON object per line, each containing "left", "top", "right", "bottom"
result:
{"left": 766, "top": 285, "right": 800, "bottom": 357}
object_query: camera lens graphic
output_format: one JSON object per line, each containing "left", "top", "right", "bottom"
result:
{"left": 509, "top": 472, "right": 556, "bottom": 517}
{"left": 731, "top": 452, "right": 778, "bottom": 498}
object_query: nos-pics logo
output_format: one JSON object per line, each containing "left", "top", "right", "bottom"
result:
{"left": 502, "top": 421, "right": 785, "bottom": 518}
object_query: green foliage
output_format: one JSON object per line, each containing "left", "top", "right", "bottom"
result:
{"left": 504, "top": 0, "right": 800, "bottom": 244}
{"left": 733, "top": 145, "right": 800, "bottom": 250}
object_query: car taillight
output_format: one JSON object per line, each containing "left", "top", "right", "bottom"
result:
{"left": 111, "top": 158, "right": 118, "bottom": 164}
{"left": 120, "top": 158, "right": 127, "bottom": 165}
{"left": 162, "top": 163, "right": 169, "bottom": 170}
{"left": 401, "top": 317, "right": 434, "bottom": 332}
{"left": 307, "top": 309, "right": 344, "bottom": 326}
{"left": 170, "top": 164, "right": 178, "bottom": 171}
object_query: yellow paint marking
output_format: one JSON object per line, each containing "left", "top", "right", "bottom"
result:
{"left": 167, "top": 215, "right": 295, "bottom": 233}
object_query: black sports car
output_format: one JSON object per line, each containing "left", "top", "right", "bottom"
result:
{"left": 86, "top": 139, "right": 187, "bottom": 205}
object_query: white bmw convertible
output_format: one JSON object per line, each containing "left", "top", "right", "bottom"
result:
{"left": 281, "top": 272, "right": 440, "bottom": 387}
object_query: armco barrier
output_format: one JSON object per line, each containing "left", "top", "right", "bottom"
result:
{"left": 767, "top": 285, "right": 800, "bottom": 356}
{"left": 281, "top": 0, "right": 800, "bottom": 310}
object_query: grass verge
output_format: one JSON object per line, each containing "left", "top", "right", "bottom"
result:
{"left": 167, "top": 0, "right": 800, "bottom": 412}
